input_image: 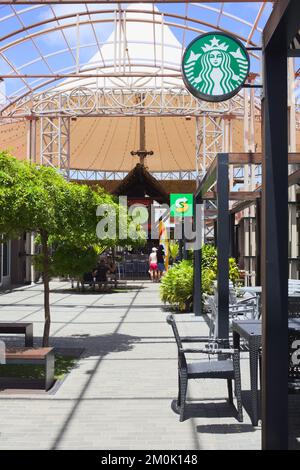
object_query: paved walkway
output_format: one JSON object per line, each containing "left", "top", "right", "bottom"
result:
{"left": 0, "top": 280, "right": 293, "bottom": 450}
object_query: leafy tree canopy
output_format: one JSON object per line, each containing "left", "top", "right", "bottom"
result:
{"left": 0, "top": 151, "right": 145, "bottom": 345}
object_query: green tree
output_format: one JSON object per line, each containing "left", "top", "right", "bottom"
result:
{"left": 34, "top": 242, "right": 104, "bottom": 283}
{"left": 0, "top": 152, "right": 130, "bottom": 345}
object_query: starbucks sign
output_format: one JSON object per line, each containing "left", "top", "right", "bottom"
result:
{"left": 182, "top": 32, "right": 250, "bottom": 102}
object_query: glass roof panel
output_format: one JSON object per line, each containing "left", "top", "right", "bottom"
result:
{"left": 0, "top": 1, "right": 275, "bottom": 113}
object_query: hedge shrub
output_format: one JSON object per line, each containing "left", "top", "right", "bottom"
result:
{"left": 160, "top": 244, "right": 240, "bottom": 311}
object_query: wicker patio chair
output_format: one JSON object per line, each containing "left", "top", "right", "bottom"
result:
{"left": 288, "top": 296, "right": 300, "bottom": 318}
{"left": 166, "top": 314, "right": 243, "bottom": 423}
{"left": 207, "top": 294, "right": 257, "bottom": 339}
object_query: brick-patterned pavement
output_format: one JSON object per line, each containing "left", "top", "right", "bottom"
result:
{"left": 0, "top": 280, "right": 294, "bottom": 449}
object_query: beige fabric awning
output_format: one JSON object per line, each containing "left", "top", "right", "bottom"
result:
{"left": 0, "top": 115, "right": 265, "bottom": 172}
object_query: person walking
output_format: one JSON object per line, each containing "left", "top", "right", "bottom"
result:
{"left": 149, "top": 247, "right": 158, "bottom": 282}
{"left": 157, "top": 244, "right": 165, "bottom": 280}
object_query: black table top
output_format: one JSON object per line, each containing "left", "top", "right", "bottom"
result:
{"left": 232, "top": 320, "right": 261, "bottom": 339}
{"left": 232, "top": 318, "right": 300, "bottom": 339}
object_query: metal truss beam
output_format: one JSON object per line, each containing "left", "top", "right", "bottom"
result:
{"left": 195, "top": 114, "right": 225, "bottom": 180}
{"left": 40, "top": 116, "right": 70, "bottom": 177}
{"left": 3, "top": 87, "right": 243, "bottom": 118}
{"left": 69, "top": 169, "right": 198, "bottom": 181}
{"left": 0, "top": 1, "right": 271, "bottom": 4}
{"left": 0, "top": 4, "right": 259, "bottom": 112}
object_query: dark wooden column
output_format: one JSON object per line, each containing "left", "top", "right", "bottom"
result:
{"left": 214, "top": 220, "right": 218, "bottom": 247}
{"left": 262, "top": 31, "right": 288, "bottom": 450}
{"left": 193, "top": 194, "right": 202, "bottom": 316}
{"left": 230, "top": 213, "right": 236, "bottom": 259}
{"left": 216, "top": 153, "right": 229, "bottom": 342}
{"left": 255, "top": 198, "right": 261, "bottom": 286}
{"left": 178, "top": 220, "right": 184, "bottom": 261}
{"left": 183, "top": 218, "right": 188, "bottom": 260}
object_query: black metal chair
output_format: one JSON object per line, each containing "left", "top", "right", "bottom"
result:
{"left": 166, "top": 314, "right": 243, "bottom": 422}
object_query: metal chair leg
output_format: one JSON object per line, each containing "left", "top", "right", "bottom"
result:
{"left": 176, "top": 370, "right": 181, "bottom": 408}
{"left": 227, "top": 379, "right": 233, "bottom": 404}
{"left": 179, "top": 374, "right": 188, "bottom": 422}
{"left": 233, "top": 351, "right": 243, "bottom": 422}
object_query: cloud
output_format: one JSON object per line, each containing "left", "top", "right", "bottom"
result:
{"left": 37, "top": 4, "right": 114, "bottom": 49}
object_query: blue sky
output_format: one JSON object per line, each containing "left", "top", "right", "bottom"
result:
{"left": 0, "top": 2, "right": 274, "bottom": 102}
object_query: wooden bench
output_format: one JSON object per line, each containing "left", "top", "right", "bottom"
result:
{"left": 0, "top": 323, "right": 33, "bottom": 347}
{"left": 4, "top": 347, "right": 55, "bottom": 391}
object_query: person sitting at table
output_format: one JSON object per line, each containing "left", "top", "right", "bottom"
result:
{"left": 106, "top": 256, "right": 116, "bottom": 274}
{"left": 94, "top": 258, "right": 109, "bottom": 290}
{"left": 106, "top": 255, "right": 117, "bottom": 287}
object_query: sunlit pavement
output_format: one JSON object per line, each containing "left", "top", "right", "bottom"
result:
{"left": 0, "top": 280, "right": 297, "bottom": 450}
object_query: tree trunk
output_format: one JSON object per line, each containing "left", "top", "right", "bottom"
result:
{"left": 41, "top": 230, "right": 50, "bottom": 347}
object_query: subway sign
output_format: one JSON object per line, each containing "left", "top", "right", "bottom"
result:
{"left": 170, "top": 193, "right": 193, "bottom": 218}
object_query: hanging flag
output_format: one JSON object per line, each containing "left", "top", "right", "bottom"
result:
{"left": 159, "top": 219, "right": 169, "bottom": 271}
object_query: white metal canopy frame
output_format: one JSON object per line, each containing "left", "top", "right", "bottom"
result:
{"left": 0, "top": 2, "right": 268, "bottom": 118}
{"left": 0, "top": 2, "right": 282, "bottom": 181}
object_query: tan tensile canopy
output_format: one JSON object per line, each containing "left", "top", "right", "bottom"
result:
{"left": 0, "top": 116, "right": 264, "bottom": 172}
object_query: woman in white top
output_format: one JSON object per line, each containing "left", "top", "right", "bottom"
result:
{"left": 149, "top": 247, "right": 158, "bottom": 282}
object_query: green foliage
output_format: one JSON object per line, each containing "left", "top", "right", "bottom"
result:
{"left": 160, "top": 260, "right": 193, "bottom": 311}
{"left": 200, "top": 244, "right": 240, "bottom": 295}
{"left": 53, "top": 243, "right": 105, "bottom": 279}
{"left": 229, "top": 257, "right": 240, "bottom": 285}
{"left": 0, "top": 151, "right": 139, "bottom": 247}
{"left": 201, "top": 268, "right": 216, "bottom": 295}
{"left": 160, "top": 244, "right": 241, "bottom": 310}
{"left": 169, "top": 240, "right": 179, "bottom": 262}
{"left": 0, "top": 354, "right": 77, "bottom": 381}
{"left": 0, "top": 151, "right": 143, "bottom": 345}
{"left": 201, "top": 243, "right": 217, "bottom": 270}
{"left": 34, "top": 242, "right": 102, "bottom": 280}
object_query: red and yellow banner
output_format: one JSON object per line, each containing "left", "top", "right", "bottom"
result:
{"left": 158, "top": 219, "right": 169, "bottom": 271}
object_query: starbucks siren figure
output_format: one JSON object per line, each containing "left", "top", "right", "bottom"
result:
{"left": 184, "top": 36, "right": 249, "bottom": 98}
{"left": 194, "top": 49, "right": 240, "bottom": 95}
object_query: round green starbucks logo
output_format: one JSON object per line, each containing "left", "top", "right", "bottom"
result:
{"left": 182, "top": 32, "right": 250, "bottom": 102}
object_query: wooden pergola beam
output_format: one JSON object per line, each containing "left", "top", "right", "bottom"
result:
{"left": 263, "top": 0, "right": 291, "bottom": 49}
{"left": 230, "top": 199, "right": 257, "bottom": 215}
{"left": 230, "top": 167, "right": 300, "bottom": 214}
{"left": 203, "top": 191, "right": 261, "bottom": 201}
{"left": 228, "top": 152, "right": 300, "bottom": 164}
{"left": 196, "top": 152, "right": 300, "bottom": 200}
{"left": 288, "top": 168, "right": 300, "bottom": 186}
{"left": 195, "top": 157, "right": 217, "bottom": 199}
{"left": 229, "top": 153, "right": 263, "bottom": 164}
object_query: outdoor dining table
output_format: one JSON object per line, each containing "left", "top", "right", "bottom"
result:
{"left": 232, "top": 318, "right": 300, "bottom": 427}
